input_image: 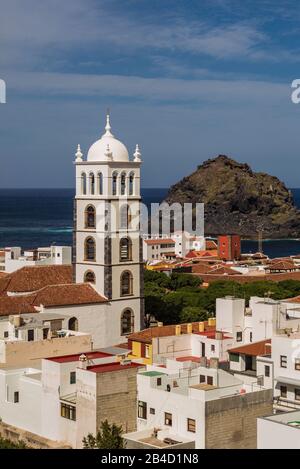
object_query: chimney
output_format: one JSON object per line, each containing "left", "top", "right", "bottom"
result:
{"left": 198, "top": 322, "right": 205, "bottom": 332}
{"left": 78, "top": 354, "right": 87, "bottom": 370}
{"left": 208, "top": 317, "right": 216, "bottom": 327}
{"left": 187, "top": 323, "right": 193, "bottom": 334}
{"left": 175, "top": 325, "right": 181, "bottom": 336}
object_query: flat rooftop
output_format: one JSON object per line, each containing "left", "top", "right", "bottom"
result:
{"left": 46, "top": 351, "right": 112, "bottom": 363}
{"left": 189, "top": 383, "right": 217, "bottom": 391}
{"left": 87, "top": 362, "right": 142, "bottom": 374}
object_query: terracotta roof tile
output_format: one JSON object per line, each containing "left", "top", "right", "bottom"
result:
{"left": 228, "top": 339, "right": 271, "bottom": 357}
{"left": 0, "top": 265, "right": 73, "bottom": 294}
{"left": 144, "top": 239, "right": 175, "bottom": 246}
{"left": 128, "top": 321, "right": 214, "bottom": 344}
{"left": 0, "top": 295, "right": 36, "bottom": 316}
{"left": 32, "top": 283, "right": 107, "bottom": 307}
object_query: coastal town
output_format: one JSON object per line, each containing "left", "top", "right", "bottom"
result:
{"left": 0, "top": 115, "right": 300, "bottom": 450}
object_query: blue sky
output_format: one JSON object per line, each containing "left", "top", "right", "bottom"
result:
{"left": 1, "top": 0, "right": 300, "bottom": 188}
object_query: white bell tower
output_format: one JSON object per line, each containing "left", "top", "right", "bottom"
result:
{"left": 73, "top": 113, "right": 144, "bottom": 346}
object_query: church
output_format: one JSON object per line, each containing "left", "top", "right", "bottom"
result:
{"left": 72, "top": 113, "right": 144, "bottom": 347}
{"left": 0, "top": 113, "right": 144, "bottom": 350}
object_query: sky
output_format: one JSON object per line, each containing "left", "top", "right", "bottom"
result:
{"left": 0, "top": 0, "right": 300, "bottom": 189}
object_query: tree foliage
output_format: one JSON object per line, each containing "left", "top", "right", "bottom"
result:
{"left": 144, "top": 269, "right": 300, "bottom": 325}
{"left": 82, "top": 420, "right": 124, "bottom": 449}
{"left": 0, "top": 436, "right": 27, "bottom": 449}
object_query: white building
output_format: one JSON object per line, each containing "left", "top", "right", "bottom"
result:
{"left": 2, "top": 246, "right": 71, "bottom": 273}
{"left": 0, "top": 350, "right": 142, "bottom": 448}
{"left": 74, "top": 113, "right": 144, "bottom": 346}
{"left": 257, "top": 410, "right": 300, "bottom": 449}
{"left": 143, "top": 231, "right": 205, "bottom": 262}
{"left": 123, "top": 357, "right": 273, "bottom": 449}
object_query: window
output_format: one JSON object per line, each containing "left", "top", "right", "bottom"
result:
{"left": 120, "top": 237, "right": 132, "bottom": 261}
{"left": 85, "top": 237, "right": 96, "bottom": 261}
{"left": 97, "top": 172, "right": 103, "bottom": 195}
{"left": 200, "top": 375, "right": 206, "bottom": 383}
{"left": 150, "top": 408, "right": 155, "bottom": 415}
{"left": 280, "top": 385, "right": 287, "bottom": 398}
{"left": 89, "top": 173, "right": 95, "bottom": 195}
{"left": 157, "top": 378, "right": 162, "bottom": 386}
{"left": 84, "top": 270, "right": 96, "bottom": 284}
{"left": 85, "top": 205, "right": 96, "bottom": 228}
{"left": 236, "top": 331, "right": 243, "bottom": 342}
{"left": 68, "top": 317, "right": 78, "bottom": 332}
{"left": 295, "top": 358, "right": 300, "bottom": 371}
{"left": 280, "top": 355, "right": 287, "bottom": 368}
{"left": 164, "top": 412, "right": 172, "bottom": 426}
{"left": 28, "top": 329, "right": 34, "bottom": 341}
{"left": 121, "top": 309, "right": 134, "bottom": 336}
{"left": 121, "top": 172, "right": 126, "bottom": 195}
{"left": 145, "top": 345, "right": 150, "bottom": 359}
{"left": 14, "top": 391, "right": 19, "bottom": 403}
{"left": 295, "top": 388, "right": 300, "bottom": 401}
{"left": 120, "top": 271, "right": 133, "bottom": 296}
{"left": 211, "top": 344, "right": 215, "bottom": 352}
{"left": 129, "top": 173, "right": 134, "bottom": 196}
{"left": 187, "top": 418, "right": 196, "bottom": 433}
{"left": 138, "top": 401, "right": 147, "bottom": 419}
{"left": 207, "top": 376, "right": 213, "bottom": 386}
{"left": 250, "top": 332, "right": 253, "bottom": 343}
{"left": 229, "top": 353, "right": 239, "bottom": 363}
{"left": 43, "top": 328, "right": 49, "bottom": 340}
{"left": 70, "top": 372, "right": 76, "bottom": 385}
{"left": 4, "top": 331, "right": 8, "bottom": 338}
{"left": 61, "top": 403, "right": 76, "bottom": 421}
{"left": 265, "top": 365, "right": 270, "bottom": 377}
{"left": 81, "top": 173, "right": 87, "bottom": 195}
{"left": 120, "top": 204, "right": 131, "bottom": 229}
{"left": 112, "top": 172, "right": 118, "bottom": 195}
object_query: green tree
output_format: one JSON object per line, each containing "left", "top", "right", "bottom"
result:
{"left": 179, "top": 306, "right": 209, "bottom": 323}
{"left": 82, "top": 420, "right": 124, "bottom": 449}
{"left": 0, "top": 436, "right": 27, "bottom": 449}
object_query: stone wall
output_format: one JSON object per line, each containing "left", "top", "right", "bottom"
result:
{"left": 205, "top": 389, "right": 273, "bottom": 449}
{"left": 96, "top": 367, "right": 142, "bottom": 434}
{"left": 0, "top": 421, "right": 70, "bottom": 449}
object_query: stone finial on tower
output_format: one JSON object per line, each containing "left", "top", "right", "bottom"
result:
{"left": 104, "top": 143, "right": 113, "bottom": 160}
{"left": 75, "top": 144, "right": 83, "bottom": 162}
{"left": 103, "top": 110, "right": 114, "bottom": 137}
{"left": 133, "top": 144, "right": 142, "bottom": 162}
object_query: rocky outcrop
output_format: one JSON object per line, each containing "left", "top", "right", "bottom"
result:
{"left": 164, "top": 155, "right": 300, "bottom": 238}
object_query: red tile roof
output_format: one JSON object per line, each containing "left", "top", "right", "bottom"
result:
{"left": 0, "top": 283, "right": 107, "bottom": 317}
{"left": 128, "top": 321, "right": 214, "bottom": 344}
{"left": 267, "top": 260, "right": 297, "bottom": 271}
{"left": 87, "top": 362, "right": 143, "bottom": 373}
{"left": 228, "top": 339, "right": 271, "bottom": 357}
{"left": 144, "top": 239, "right": 175, "bottom": 246}
{"left": 283, "top": 295, "right": 300, "bottom": 303}
{"left": 0, "top": 265, "right": 73, "bottom": 294}
{"left": 176, "top": 356, "right": 201, "bottom": 363}
{"left": 32, "top": 283, "right": 107, "bottom": 307}
{"left": 206, "top": 240, "right": 218, "bottom": 250}
{"left": 46, "top": 351, "right": 112, "bottom": 363}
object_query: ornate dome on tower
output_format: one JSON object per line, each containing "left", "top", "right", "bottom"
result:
{"left": 87, "top": 113, "right": 129, "bottom": 162}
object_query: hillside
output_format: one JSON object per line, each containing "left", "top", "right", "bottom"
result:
{"left": 164, "top": 155, "right": 300, "bottom": 238}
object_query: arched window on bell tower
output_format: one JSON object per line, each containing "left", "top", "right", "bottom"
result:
{"left": 84, "top": 270, "right": 96, "bottom": 284}
{"left": 85, "top": 205, "right": 96, "bottom": 229}
{"left": 129, "top": 172, "right": 134, "bottom": 196}
{"left": 120, "top": 204, "right": 131, "bottom": 229}
{"left": 120, "top": 237, "right": 132, "bottom": 261}
{"left": 89, "top": 173, "right": 95, "bottom": 195}
{"left": 81, "top": 173, "right": 87, "bottom": 195}
{"left": 112, "top": 171, "right": 118, "bottom": 196}
{"left": 120, "top": 172, "right": 126, "bottom": 196}
{"left": 97, "top": 172, "right": 103, "bottom": 195}
{"left": 120, "top": 271, "right": 133, "bottom": 296}
{"left": 84, "top": 237, "right": 96, "bottom": 261}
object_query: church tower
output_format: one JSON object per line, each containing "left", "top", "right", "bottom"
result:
{"left": 73, "top": 113, "right": 144, "bottom": 346}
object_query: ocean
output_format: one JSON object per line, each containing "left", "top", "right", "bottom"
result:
{"left": 1, "top": 188, "right": 300, "bottom": 258}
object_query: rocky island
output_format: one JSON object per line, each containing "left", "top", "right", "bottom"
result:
{"left": 164, "top": 155, "right": 300, "bottom": 239}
